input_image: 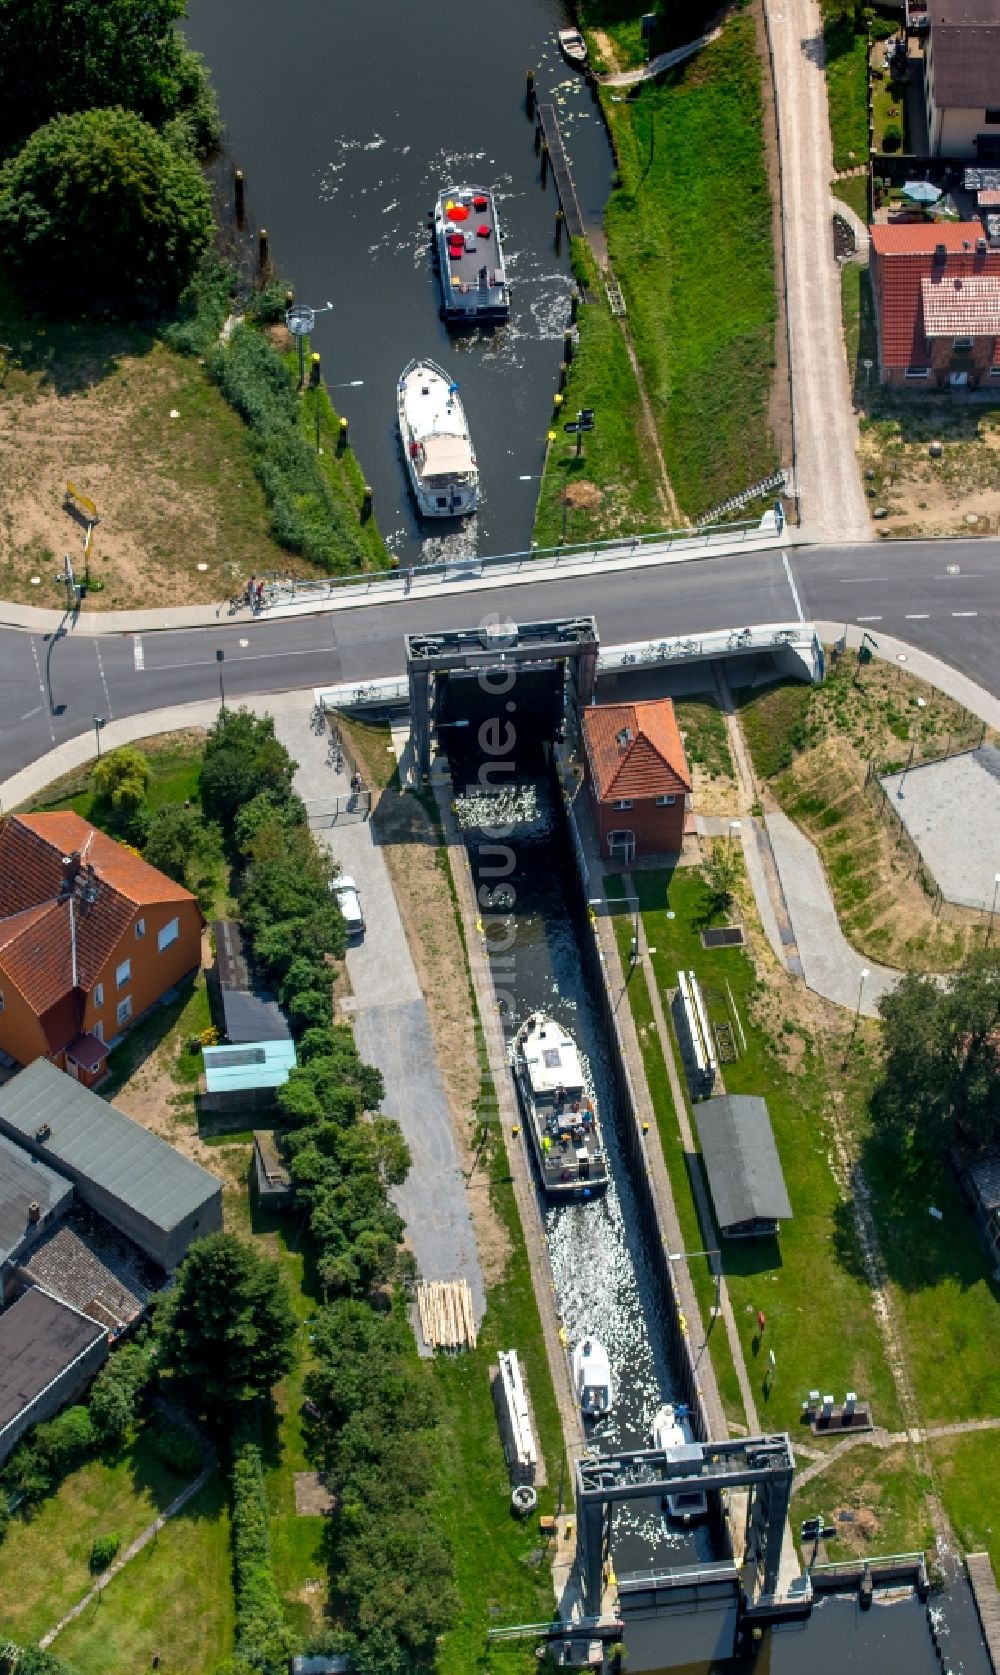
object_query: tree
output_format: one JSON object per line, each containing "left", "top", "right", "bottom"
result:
{"left": 90, "top": 744, "right": 151, "bottom": 811}
{"left": 0, "top": 0, "right": 219, "bottom": 159}
{"left": 872, "top": 951, "right": 1000, "bottom": 1150}
{"left": 143, "top": 802, "right": 222, "bottom": 909}
{"left": 10, "top": 1650, "right": 75, "bottom": 1675}
{"left": 702, "top": 842, "right": 740, "bottom": 919}
{"left": 200, "top": 709, "right": 295, "bottom": 828}
{"left": 155, "top": 1233, "right": 296, "bottom": 1416}
{"left": 0, "top": 108, "right": 212, "bottom": 315}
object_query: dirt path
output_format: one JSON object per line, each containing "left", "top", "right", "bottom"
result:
{"left": 794, "top": 1415, "right": 1000, "bottom": 1491}
{"left": 762, "top": 0, "right": 870, "bottom": 541}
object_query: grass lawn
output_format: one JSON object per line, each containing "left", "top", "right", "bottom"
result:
{"left": 610, "top": 865, "right": 901, "bottom": 1439}
{"left": 0, "top": 1416, "right": 201, "bottom": 1648}
{"left": 859, "top": 1137, "right": 1000, "bottom": 1427}
{"left": 532, "top": 242, "right": 667, "bottom": 548}
{"left": 0, "top": 275, "right": 386, "bottom": 610}
{"left": 433, "top": 1121, "right": 569, "bottom": 1674}
{"left": 833, "top": 176, "right": 869, "bottom": 223}
{"left": 21, "top": 729, "right": 208, "bottom": 819}
{"left": 602, "top": 12, "right": 778, "bottom": 519}
{"left": 930, "top": 1434, "right": 1000, "bottom": 1575}
{"left": 824, "top": 15, "right": 870, "bottom": 172}
{"left": 54, "top": 1474, "right": 234, "bottom": 1675}
{"left": 790, "top": 1444, "right": 933, "bottom": 1561}
{"left": 674, "top": 692, "right": 734, "bottom": 783}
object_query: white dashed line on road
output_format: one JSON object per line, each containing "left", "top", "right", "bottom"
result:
{"left": 94, "top": 641, "right": 114, "bottom": 720}
{"left": 952, "top": 611, "right": 978, "bottom": 617}
{"left": 782, "top": 550, "right": 805, "bottom": 624}
{"left": 905, "top": 613, "right": 930, "bottom": 619}
{"left": 133, "top": 635, "right": 144, "bottom": 670}
{"left": 857, "top": 615, "right": 882, "bottom": 622}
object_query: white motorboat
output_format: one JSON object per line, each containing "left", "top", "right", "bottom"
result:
{"left": 433, "top": 185, "right": 510, "bottom": 323}
{"left": 397, "top": 358, "right": 479, "bottom": 518}
{"left": 573, "top": 1337, "right": 613, "bottom": 1418}
{"left": 652, "top": 1402, "right": 708, "bottom": 1523}
{"left": 557, "top": 27, "right": 589, "bottom": 68}
{"left": 512, "top": 1011, "right": 609, "bottom": 1199}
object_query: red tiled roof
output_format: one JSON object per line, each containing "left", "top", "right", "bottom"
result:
{"left": 870, "top": 225, "right": 1000, "bottom": 368}
{"left": 921, "top": 273, "right": 1000, "bottom": 335}
{"left": 582, "top": 700, "right": 691, "bottom": 802}
{"left": 869, "top": 222, "right": 985, "bottom": 255}
{"left": 0, "top": 813, "right": 196, "bottom": 1051}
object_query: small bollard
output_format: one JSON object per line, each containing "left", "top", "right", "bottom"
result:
{"left": 258, "top": 227, "right": 269, "bottom": 272}
{"left": 526, "top": 68, "right": 536, "bottom": 118}
{"left": 558, "top": 360, "right": 568, "bottom": 391}
{"left": 570, "top": 289, "right": 579, "bottom": 323}
{"left": 338, "top": 414, "right": 349, "bottom": 452}
{"left": 361, "top": 483, "right": 373, "bottom": 521}
{"left": 284, "top": 288, "right": 294, "bottom": 310}
{"left": 512, "top": 1124, "right": 520, "bottom": 1137}
{"left": 234, "top": 168, "right": 245, "bottom": 226}
{"left": 563, "top": 328, "right": 574, "bottom": 364}
{"left": 553, "top": 391, "right": 564, "bottom": 414}
{"left": 555, "top": 208, "right": 565, "bottom": 249}
{"left": 309, "top": 351, "right": 321, "bottom": 387}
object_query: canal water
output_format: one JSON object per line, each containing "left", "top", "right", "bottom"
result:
{"left": 184, "top": 0, "right": 616, "bottom": 564}
{"left": 450, "top": 753, "right": 713, "bottom": 1580}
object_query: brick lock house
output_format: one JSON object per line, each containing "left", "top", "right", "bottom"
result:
{"left": 581, "top": 699, "right": 692, "bottom": 864}
{"left": 869, "top": 222, "right": 1000, "bottom": 388}
{"left": 0, "top": 812, "right": 202, "bottom": 1085}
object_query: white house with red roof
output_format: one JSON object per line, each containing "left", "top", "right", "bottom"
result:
{"left": 581, "top": 699, "right": 692, "bottom": 864}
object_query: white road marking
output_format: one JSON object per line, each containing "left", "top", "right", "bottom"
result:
{"left": 148, "top": 645, "right": 332, "bottom": 671}
{"left": 94, "top": 641, "right": 114, "bottom": 719}
{"left": 838, "top": 576, "right": 889, "bottom": 583}
{"left": 781, "top": 550, "right": 805, "bottom": 624}
{"left": 952, "top": 611, "right": 978, "bottom": 617}
{"left": 133, "top": 635, "right": 144, "bottom": 670}
{"left": 19, "top": 705, "right": 42, "bottom": 721}
{"left": 857, "top": 615, "right": 882, "bottom": 622}
{"left": 904, "top": 613, "right": 929, "bottom": 619}
{"left": 30, "top": 638, "right": 56, "bottom": 744}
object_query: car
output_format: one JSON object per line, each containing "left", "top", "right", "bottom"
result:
{"left": 331, "top": 874, "right": 365, "bottom": 939}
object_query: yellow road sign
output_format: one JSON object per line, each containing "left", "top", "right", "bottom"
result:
{"left": 66, "top": 481, "right": 98, "bottom": 519}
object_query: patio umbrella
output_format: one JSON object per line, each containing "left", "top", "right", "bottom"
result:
{"left": 901, "top": 180, "right": 942, "bottom": 204}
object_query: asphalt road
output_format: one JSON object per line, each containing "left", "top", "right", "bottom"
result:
{"left": 1, "top": 539, "right": 998, "bottom": 785}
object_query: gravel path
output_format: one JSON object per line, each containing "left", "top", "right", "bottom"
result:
{"left": 764, "top": 0, "right": 871, "bottom": 542}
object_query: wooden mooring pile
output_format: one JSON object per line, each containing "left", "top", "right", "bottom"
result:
{"left": 416, "top": 1280, "right": 478, "bottom": 1351}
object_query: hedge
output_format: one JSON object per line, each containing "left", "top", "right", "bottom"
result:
{"left": 231, "top": 1443, "right": 290, "bottom": 1675}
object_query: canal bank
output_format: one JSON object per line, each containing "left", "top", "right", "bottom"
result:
{"left": 183, "top": 0, "right": 616, "bottom": 565}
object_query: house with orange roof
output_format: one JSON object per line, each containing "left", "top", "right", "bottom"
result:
{"left": 0, "top": 813, "right": 202, "bottom": 1085}
{"left": 580, "top": 699, "right": 692, "bottom": 864}
{"left": 869, "top": 222, "right": 1000, "bottom": 388}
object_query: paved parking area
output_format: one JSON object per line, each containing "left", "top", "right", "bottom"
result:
{"left": 881, "top": 748, "right": 1000, "bottom": 912}
{"left": 272, "top": 698, "right": 484, "bottom": 1324}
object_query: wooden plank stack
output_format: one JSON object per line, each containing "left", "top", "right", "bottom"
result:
{"left": 416, "top": 1280, "right": 477, "bottom": 1351}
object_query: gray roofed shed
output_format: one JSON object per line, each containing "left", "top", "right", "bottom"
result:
{"left": 222, "top": 989, "right": 291, "bottom": 1044}
{"left": 0, "top": 1060, "right": 222, "bottom": 1270}
{"left": 694, "top": 1095, "right": 792, "bottom": 1237}
{"left": 0, "top": 1131, "right": 73, "bottom": 1272}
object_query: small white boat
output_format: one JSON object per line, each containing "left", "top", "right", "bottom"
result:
{"left": 573, "top": 1337, "right": 613, "bottom": 1418}
{"left": 397, "top": 358, "right": 479, "bottom": 518}
{"left": 652, "top": 1402, "right": 708, "bottom": 1523}
{"left": 433, "top": 185, "right": 510, "bottom": 323}
{"left": 557, "top": 27, "right": 589, "bottom": 68}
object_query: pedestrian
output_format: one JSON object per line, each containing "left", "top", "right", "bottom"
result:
{"left": 256, "top": 580, "right": 265, "bottom": 610}
{"left": 351, "top": 771, "right": 362, "bottom": 796}
{"left": 404, "top": 565, "right": 414, "bottom": 594}
{"left": 757, "top": 1309, "right": 766, "bottom": 1336}
{"left": 245, "top": 575, "right": 255, "bottom": 607}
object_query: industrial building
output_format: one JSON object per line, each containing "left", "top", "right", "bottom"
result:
{"left": 0, "top": 1058, "right": 222, "bottom": 1271}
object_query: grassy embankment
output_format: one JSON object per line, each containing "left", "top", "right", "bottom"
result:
{"left": 0, "top": 274, "right": 387, "bottom": 610}
{"left": 738, "top": 658, "right": 991, "bottom": 969}
{"left": 607, "top": 866, "right": 900, "bottom": 1442}
{"left": 823, "top": 10, "right": 870, "bottom": 173}
{"left": 532, "top": 242, "right": 667, "bottom": 548}
{"left": 597, "top": 9, "right": 779, "bottom": 519}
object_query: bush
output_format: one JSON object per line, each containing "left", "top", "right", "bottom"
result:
{"left": 882, "top": 122, "right": 902, "bottom": 151}
{"left": 231, "top": 1444, "right": 290, "bottom": 1675}
{"left": 145, "top": 1422, "right": 202, "bottom": 1479}
{"left": 0, "top": 108, "right": 212, "bottom": 316}
{"left": 209, "top": 325, "right": 369, "bottom": 574}
{"left": 88, "top": 1342, "right": 152, "bottom": 1443}
{"left": 89, "top": 1532, "right": 120, "bottom": 1572}
{"left": 91, "top": 745, "right": 151, "bottom": 812}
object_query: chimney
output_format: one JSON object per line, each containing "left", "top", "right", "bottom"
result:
{"left": 59, "top": 852, "right": 80, "bottom": 896}
{"left": 28, "top": 1200, "right": 41, "bottom": 1223}
{"left": 977, "top": 238, "right": 987, "bottom": 254}
{"left": 934, "top": 242, "right": 947, "bottom": 265}
{"left": 34, "top": 1122, "right": 51, "bottom": 1143}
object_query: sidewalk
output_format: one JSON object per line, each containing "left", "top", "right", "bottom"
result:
{"left": 269, "top": 695, "right": 485, "bottom": 1330}
{"left": 0, "top": 525, "right": 790, "bottom": 636}
{"left": 765, "top": 811, "right": 899, "bottom": 1015}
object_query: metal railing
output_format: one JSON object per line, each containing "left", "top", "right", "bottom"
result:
{"left": 248, "top": 517, "right": 772, "bottom": 614}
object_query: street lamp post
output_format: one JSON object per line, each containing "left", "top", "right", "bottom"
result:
{"left": 987, "top": 872, "right": 1000, "bottom": 945}
{"left": 93, "top": 715, "right": 106, "bottom": 759}
{"left": 216, "top": 648, "right": 226, "bottom": 711}
{"left": 667, "top": 1248, "right": 723, "bottom": 1315}
{"left": 285, "top": 300, "right": 334, "bottom": 389}
{"left": 857, "top": 966, "right": 870, "bottom": 1022}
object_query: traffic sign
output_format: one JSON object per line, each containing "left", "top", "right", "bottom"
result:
{"left": 579, "top": 409, "right": 595, "bottom": 423}
{"left": 564, "top": 420, "right": 594, "bottom": 434}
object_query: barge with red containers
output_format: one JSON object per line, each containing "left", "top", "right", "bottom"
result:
{"left": 432, "top": 184, "right": 510, "bottom": 324}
